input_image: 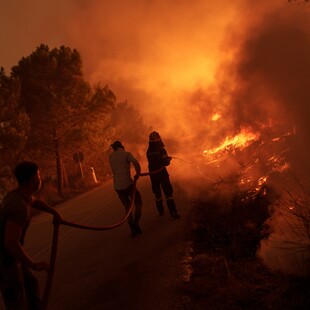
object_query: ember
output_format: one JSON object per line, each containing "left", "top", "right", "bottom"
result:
{"left": 211, "top": 113, "right": 221, "bottom": 121}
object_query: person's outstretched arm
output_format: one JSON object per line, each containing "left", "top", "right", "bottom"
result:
{"left": 161, "top": 148, "right": 172, "bottom": 166}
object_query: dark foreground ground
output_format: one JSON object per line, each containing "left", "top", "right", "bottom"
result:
{"left": 179, "top": 184, "right": 310, "bottom": 310}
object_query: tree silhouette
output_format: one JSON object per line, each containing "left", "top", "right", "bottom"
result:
{"left": 12, "top": 45, "right": 91, "bottom": 196}
{"left": 0, "top": 67, "right": 30, "bottom": 197}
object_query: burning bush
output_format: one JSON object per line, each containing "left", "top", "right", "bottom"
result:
{"left": 258, "top": 172, "right": 310, "bottom": 276}
{"left": 184, "top": 124, "right": 310, "bottom": 277}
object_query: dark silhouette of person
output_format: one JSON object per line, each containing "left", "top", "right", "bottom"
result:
{"left": 0, "top": 161, "right": 62, "bottom": 309}
{"left": 146, "top": 131, "right": 180, "bottom": 219}
{"left": 109, "top": 141, "right": 143, "bottom": 237}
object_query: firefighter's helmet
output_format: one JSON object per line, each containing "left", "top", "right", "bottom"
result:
{"left": 149, "top": 131, "right": 162, "bottom": 143}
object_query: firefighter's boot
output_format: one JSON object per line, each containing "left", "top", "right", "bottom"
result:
{"left": 155, "top": 198, "right": 164, "bottom": 216}
{"left": 166, "top": 198, "right": 180, "bottom": 219}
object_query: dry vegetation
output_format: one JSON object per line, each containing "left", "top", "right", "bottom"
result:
{"left": 181, "top": 183, "right": 310, "bottom": 309}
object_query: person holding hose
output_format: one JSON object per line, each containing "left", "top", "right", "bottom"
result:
{"left": 146, "top": 131, "right": 180, "bottom": 219}
{"left": 0, "top": 161, "right": 62, "bottom": 310}
{"left": 109, "top": 141, "right": 143, "bottom": 237}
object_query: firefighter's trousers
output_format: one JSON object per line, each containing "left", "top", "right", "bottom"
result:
{"left": 149, "top": 168, "right": 179, "bottom": 217}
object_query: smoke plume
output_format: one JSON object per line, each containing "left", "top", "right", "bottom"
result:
{"left": 222, "top": 3, "right": 310, "bottom": 275}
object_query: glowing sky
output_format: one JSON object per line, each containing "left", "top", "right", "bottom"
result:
{"left": 0, "top": 1, "right": 270, "bottom": 102}
{"left": 1, "top": 0, "right": 237, "bottom": 87}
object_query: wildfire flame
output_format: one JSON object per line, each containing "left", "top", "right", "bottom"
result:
{"left": 199, "top": 126, "right": 291, "bottom": 203}
{"left": 203, "top": 127, "right": 260, "bottom": 157}
{"left": 211, "top": 113, "right": 221, "bottom": 121}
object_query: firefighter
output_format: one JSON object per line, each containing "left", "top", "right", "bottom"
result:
{"left": 146, "top": 131, "right": 180, "bottom": 219}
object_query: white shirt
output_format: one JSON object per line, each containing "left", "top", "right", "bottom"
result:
{"left": 109, "top": 148, "right": 141, "bottom": 190}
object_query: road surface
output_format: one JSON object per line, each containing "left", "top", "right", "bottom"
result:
{"left": 1, "top": 177, "right": 191, "bottom": 310}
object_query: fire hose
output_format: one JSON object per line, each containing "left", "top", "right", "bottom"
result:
{"left": 41, "top": 166, "right": 165, "bottom": 310}
{"left": 171, "top": 156, "right": 214, "bottom": 181}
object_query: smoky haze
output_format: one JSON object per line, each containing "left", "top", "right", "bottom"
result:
{"left": 2, "top": 0, "right": 309, "bottom": 188}
{"left": 1, "top": 0, "right": 309, "bottom": 182}
{"left": 68, "top": 0, "right": 310, "bottom": 184}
